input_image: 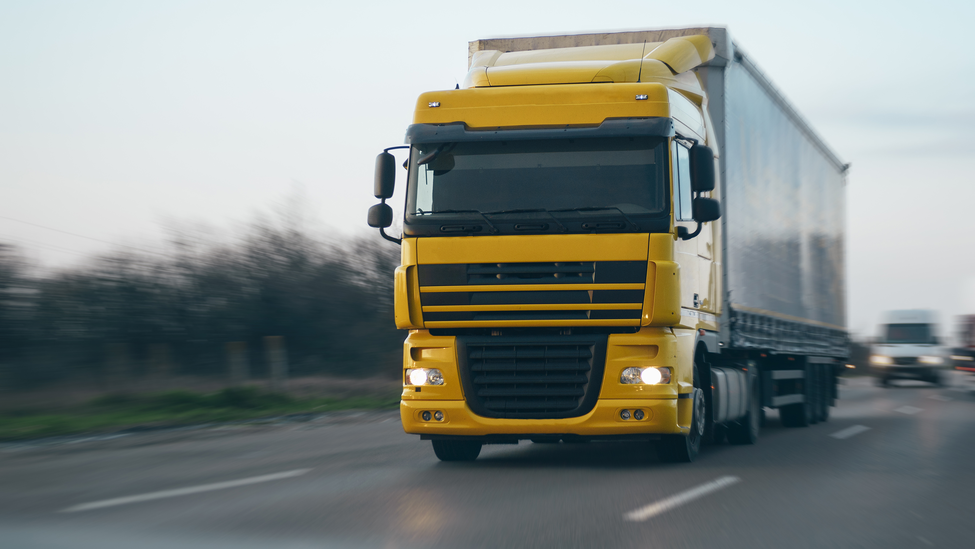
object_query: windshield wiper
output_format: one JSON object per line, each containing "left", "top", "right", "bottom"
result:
{"left": 483, "top": 208, "right": 567, "bottom": 233}
{"left": 550, "top": 207, "right": 639, "bottom": 230}
{"left": 426, "top": 209, "right": 499, "bottom": 234}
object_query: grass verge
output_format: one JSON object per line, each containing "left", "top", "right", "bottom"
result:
{"left": 0, "top": 386, "right": 399, "bottom": 442}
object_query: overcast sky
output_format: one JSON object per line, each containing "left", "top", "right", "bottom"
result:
{"left": 2, "top": 0, "right": 974, "bottom": 339}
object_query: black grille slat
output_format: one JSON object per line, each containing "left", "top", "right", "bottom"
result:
{"left": 458, "top": 335, "right": 606, "bottom": 419}
{"left": 482, "top": 399, "right": 579, "bottom": 411}
{"left": 468, "top": 262, "right": 594, "bottom": 284}
{"left": 470, "top": 347, "right": 593, "bottom": 360}
{"left": 467, "top": 263, "right": 595, "bottom": 276}
{"left": 477, "top": 387, "right": 586, "bottom": 397}
{"left": 470, "top": 361, "right": 591, "bottom": 373}
{"left": 473, "top": 374, "right": 589, "bottom": 384}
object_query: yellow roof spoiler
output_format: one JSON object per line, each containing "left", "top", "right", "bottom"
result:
{"left": 464, "top": 35, "right": 714, "bottom": 88}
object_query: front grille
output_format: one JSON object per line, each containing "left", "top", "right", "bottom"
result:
{"left": 418, "top": 261, "right": 646, "bottom": 324}
{"left": 457, "top": 334, "right": 607, "bottom": 419}
{"left": 893, "top": 357, "right": 917, "bottom": 365}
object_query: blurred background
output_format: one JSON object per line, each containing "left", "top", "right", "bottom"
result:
{"left": 2, "top": 0, "right": 974, "bottom": 404}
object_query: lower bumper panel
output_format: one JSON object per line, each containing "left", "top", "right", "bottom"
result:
{"left": 401, "top": 398, "right": 682, "bottom": 438}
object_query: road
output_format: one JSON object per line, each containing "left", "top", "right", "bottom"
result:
{"left": 2, "top": 373, "right": 974, "bottom": 549}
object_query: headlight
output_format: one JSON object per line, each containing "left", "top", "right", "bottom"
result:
{"left": 405, "top": 368, "right": 444, "bottom": 386}
{"left": 620, "top": 367, "right": 672, "bottom": 385}
{"left": 951, "top": 355, "right": 974, "bottom": 362}
{"left": 919, "top": 356, "right": 943, "bottom": 365}
{"left": 870, "top": 355, "right": 893, "bottom": 365}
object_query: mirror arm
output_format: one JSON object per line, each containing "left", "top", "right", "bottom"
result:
{"left": 678, "top": 222, "right": 702, "bottom": 241}
{"left": 377, "top": 198, "right": 401, "bottom": 245}
{"left": 379, "top": 227, "right": 401, "bottom": 245}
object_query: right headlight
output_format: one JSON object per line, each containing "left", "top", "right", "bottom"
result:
{"left": 870, "top": 355, "right": 893, "bottom": 365}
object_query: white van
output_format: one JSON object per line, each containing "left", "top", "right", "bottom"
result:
{"left": 871, "top": 310, "right": 947, "bottom": 386}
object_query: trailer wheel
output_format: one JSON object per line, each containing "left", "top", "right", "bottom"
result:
{"left": 728, "top": 378, "right": 760, "bottom": 444}
{"left": 432, "top": 440, "right": 481, "bottom": 462}
{"left": 659, "top": 387, "right": 704, "bottom": 462}
{"left": 818, "top": 366, "right": 831, "bottom": 422}
{"left": 780, "top": 366, "right": 814, "bottom": 428}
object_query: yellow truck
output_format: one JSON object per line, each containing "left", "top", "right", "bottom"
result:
{"left": 367, "top": 27, "right": 848, "bottom": 462}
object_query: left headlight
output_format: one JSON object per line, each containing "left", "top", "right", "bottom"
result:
{"left": 405, "top": 368, "right": 444, "bottom": 386}
{"left": 870, "top": 355, "right": 893, "bottom": 365}
{"left": 620, "top": 367, "right": 672, "bottom": 385}
{"left": 918, "top": 356, "right": 943, "bottom": 365}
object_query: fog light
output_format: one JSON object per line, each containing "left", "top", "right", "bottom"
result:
{"left": 634, "top": 409, "right": 645, "bottom": 420}
{"left": 433, "top": 411, "right": 444, "bottom": 421}
{"left": 421, "top": 411, "right": 432, "bottom": 421}
{"left": 620, "top": 409, "right": 631, "bottom": 420}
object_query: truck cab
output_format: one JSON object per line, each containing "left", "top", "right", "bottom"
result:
{"left": 871, "top": 309, "right": 947, "bottom": 386}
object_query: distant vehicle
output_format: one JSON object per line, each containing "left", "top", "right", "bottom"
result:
{"left": 951, "top": 315, "right": 975, "bottom": 373}
{"left": 870, "top": 310, "right": 947, "bottom": 386}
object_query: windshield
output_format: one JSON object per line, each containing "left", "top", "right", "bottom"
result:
{"left": 884, "top": 323, "right": 934, "bottom": 344}
{"left": 405, "top": 137, "right": 667, "bottom": 234}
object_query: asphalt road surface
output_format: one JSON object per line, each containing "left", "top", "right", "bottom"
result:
{"left": 2, "top": 372, "right": 975, "bottom": 549}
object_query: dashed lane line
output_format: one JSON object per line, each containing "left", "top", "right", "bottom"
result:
{"left": 830, "top": 425, "right": 870, "bottom": 439}
{"left": 60, "top": 469, "right": 312, "bottom": 513}
{"left": 624, "top": 476, "right": 741, "bottom": 522}
{"left": 895, "top": 406, "right": 923, "bottom": 415}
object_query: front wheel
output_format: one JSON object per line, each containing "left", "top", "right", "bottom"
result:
{"left": 659, "top": 388, "right": 705, "bottom": 462}
{"left": 432, "top": 440, "right": 481, "bottom": 462}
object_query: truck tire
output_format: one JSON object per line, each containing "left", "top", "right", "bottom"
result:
{"left": 876, "top": 376, "right": 889, "bottom": 387}
{"left": 432, "top": 440, "right": 481, "bottom": 462}
{"left": 727, "top": 378, "right": 760, "bottom": 444}
{"left": 659, "top": 387, "right": 705, "bottom": 462}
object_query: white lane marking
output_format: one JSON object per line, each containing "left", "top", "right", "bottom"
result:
{"left": 830, "top": 425, "right": 870, "bottom": 439}
{"left": 929, "top": 394, "right": 952, "bottom": 402}
{"left": 895, "top": 406, "right": 923, "bottom": 415}
{"left": 60, "top": 469, "right": 311, "bottom": 513}
{"left": 624, "top": 476, "right": 740, "bottom": 522}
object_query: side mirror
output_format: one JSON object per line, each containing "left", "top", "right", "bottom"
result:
{"left": 689, "top": 144, "right": 715, "bottom": 193}
{"left": 374, "top": 152, "right": 396, "bottom": 199}
{"left": 693, "top": 197, "right": 721, "bottom": 222}
{"left": 367, "top": 203, "right": 393, "bottom": 228}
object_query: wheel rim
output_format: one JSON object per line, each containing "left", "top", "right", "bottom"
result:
{"left": 692, "top": 388, "right": 706, "bottom": 439}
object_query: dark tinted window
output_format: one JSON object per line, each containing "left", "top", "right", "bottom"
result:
{"left": 884, "top": 323, "right": 933, "bottom": 344}
{"left": 408, "top": 137, "right": 666, "bottom": 216}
